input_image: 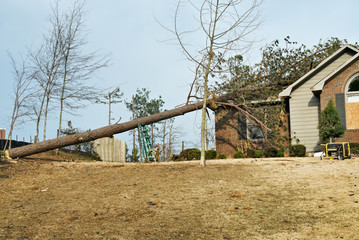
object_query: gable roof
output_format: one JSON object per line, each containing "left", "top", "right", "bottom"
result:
{"left": 279, "top": 44, "right": 359, "bottom": 97}
{"left": 311, "top": 52, "right": 359, "bottom": 93}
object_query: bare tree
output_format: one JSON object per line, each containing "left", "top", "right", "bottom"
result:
{"left": 96, "top": 87, "right": 123, "bottom": 125}
{"left": 52, "top": 0, "right": 110, "bottom": 139}
{"left": 4, "top": 54, "right": 34, "bottom": 150}
{"left": 27, "top": 0, "right": 109, "bottom": 142}
{"left": 57, "top": 0, "right": 109, "bottom": 138}
{"left": 168, "top": 0, "right": 262, "bottom": 165}
{"left": 28, "top": 5, "right": 63, "bottom": 142}
{"left": 162, "top": 119, "right": 183, "bottom": 161}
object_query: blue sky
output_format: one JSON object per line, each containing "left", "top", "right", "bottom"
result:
{"left": 1, "top": 0, "right": 359, "bottom": 152}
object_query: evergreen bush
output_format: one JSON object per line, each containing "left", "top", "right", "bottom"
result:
{"left": 290, "top": 144, "right": 306, "bottom": 157}
{"left": 188, "top": 149, "right": 201, "bottom": 160}
{"left": 246, "top": 149, "right": 255, "bottom": 158}
{"left": 318, "top": 99, "right": 344, "bottom": 142}
{"left": 179, "top": 148, "right": 199, "bottom": 160}
{"left": 254, "top": 150, "right": 263, "bottom": 158}
{"left": 350, "top": 143, "right": 359, "bottom": 155}
{"left": 277, "top": 150, "right": 284, "bottom": 157}
{"left": 205, "top": 149, "right": 217, "bottom": 159}
{"left": 218, "top": 154, "right": 226, "bottom": 159}
{"left": 233, "top": 151, "right": 244, "bottom": 158}
{"left": 263, "top": 147, "right": 278, "bottom": 157}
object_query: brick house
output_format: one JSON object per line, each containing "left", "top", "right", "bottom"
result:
{"left": 215, "top": 44, "right": 359, "bottom": 157}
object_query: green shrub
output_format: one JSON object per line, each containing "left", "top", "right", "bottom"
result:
{"left": 277, "top": 150, "right": 284, "bottom": 157}
{"left": 246, "top": 149, "right": 255, "bottom": 158}
{"left": 350, "top": 143, "right": 359, "bottom": 155}
{"left": 0, "top": 151, "right": 5, "bottom": 158}
{"left": 205, "top": 149, "right": 217, "bottom": 160}
{"left": 290, "top": 144, "right": 306, "bottom": 157}
{"left": 263, "top": 147, "right": 278, "bottom": 157}
{"left": 254, "top": 150, "right": 263, "bottom": 158}
{"left": 233, "top": 151, "right": 243, "bottom": 159}
{"left": 218, "top": 154, "right": 226, "bottom": 159}
{"left": 179, "top": 148, "right": 198, "bottom": 160}
{"left": 188, "top": 149, "right": 201, "bottom": 160}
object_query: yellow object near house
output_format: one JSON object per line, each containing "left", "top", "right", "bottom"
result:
{"left": 323, "top": 142, "right": 351, "bottom": 160}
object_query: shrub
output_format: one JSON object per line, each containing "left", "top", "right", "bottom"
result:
{"left": 188, "top": 149, "right": 201, "bottom": 160}
{"left": 290, "top": 144, "right": 306, "bottom": 157}
{"left": 0, "top": 151, "right": 5, "bottom": 158}
{"left": 254, "top": 150, "right": 263, "bottom": 158}
{"left": 350, "top": 143, "right": 359, "bottom": 155}
{"left": 179, "top": 148, "right": 199, "bottom": 161}
{"left": 319, "top": 99, "right": 344, "bottom": 142}
{"left": 171, "top": 154, "right": 180, "bottom": 161}
{"left": 246, "top": 149, "right": 255, "bottom": 158}
{"left": 218, "top": 154, "right": 226, "bottom": 159}
{"left": 205, "top": 149, "right": 217, "bottom": 160}
{"left": 233, "top": 151, "right": 243, "bottom": 159}
{"left": 277, "top": 150, "right": 284, "bottom": 157}
{"left": 263, "top": 147, "right": 278, "bottom": 157}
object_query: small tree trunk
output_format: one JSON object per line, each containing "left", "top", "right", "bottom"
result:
{"left": 35, "top": 92, "right": 47, "bottom": 143}
{"left": 132, "top": 95, "right": 136, "bottom": 162}
{"left": 43, "top": 95, "right": 50, "bottom": 141}
{"left": 199, "top": 2, "right": 218, "bottom": 166}
{"left": 58, "top": 49, "right": 70, "bottom": 139}
{"left": 168, "top": 124, "right": 172, "bottom": 161}
{"left": 162, "top": 121, "right": 166, "bottom": 161}
{"left": 108, "top": 94, "right": 111, "bottom": 126}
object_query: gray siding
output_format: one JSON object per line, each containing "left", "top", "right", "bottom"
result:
{"left": 289, "top": 52, "right": 352, "bottom": 152}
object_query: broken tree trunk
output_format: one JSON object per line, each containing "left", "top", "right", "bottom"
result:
{"left": 7, "top": 95, "right": 225, "bottom": 159}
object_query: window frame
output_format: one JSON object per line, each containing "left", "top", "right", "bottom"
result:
{"left": 346, "top": 74, "right": 359, "bottom": 103}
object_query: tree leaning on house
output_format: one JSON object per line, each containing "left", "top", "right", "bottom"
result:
{"left": 318, "top": 99, "right": 344, "bottom": 143}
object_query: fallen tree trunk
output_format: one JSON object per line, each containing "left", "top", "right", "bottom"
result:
{"left": 7, "top": 95, "right": 226, "bottom": 159}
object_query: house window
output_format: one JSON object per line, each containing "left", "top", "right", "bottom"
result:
{"left": 348, "top": 76, "right": 359, "bottom": 91}
{"left": 347, "top": 76, "right": 359, "bottom": 103}
{"left": 246, "top": 119, "right": 264, "bottom": 141}
{"left": 344, "top": 74, "right": 359, "bottom": 129}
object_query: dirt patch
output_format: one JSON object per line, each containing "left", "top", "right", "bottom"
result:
{"left": 1, "top": 157, "right": 359, "bottom": 239}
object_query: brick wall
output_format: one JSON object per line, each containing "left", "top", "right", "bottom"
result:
{"left": 0, "top": 129, "right": 5, "bottom": 139}
{"left": 335, "top": 129, "right": 359, "bottom": 143}
{"left": 215, "top": 107, "right": 240, "bottom": 157}
{"left": 215, "top": 104, "right": 290, "bottom": 157}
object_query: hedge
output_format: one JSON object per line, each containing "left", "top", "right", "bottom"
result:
{"left": 290, "top": 144, "right": 306, "bottom": 157}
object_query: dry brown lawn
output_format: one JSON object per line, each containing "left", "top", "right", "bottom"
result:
{"left": 1, "top": 156, "right": 359, "bottom": 239}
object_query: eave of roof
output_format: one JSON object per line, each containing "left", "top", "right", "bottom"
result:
{"left": 311, "top": 52, "right": 359, "bottom": 92}
{"left": 279, "top": 44, "right": 359, "bottom": 97}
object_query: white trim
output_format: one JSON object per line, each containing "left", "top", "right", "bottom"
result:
{"left": 347, "top": 95, "right": 359, "bottom": 103}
